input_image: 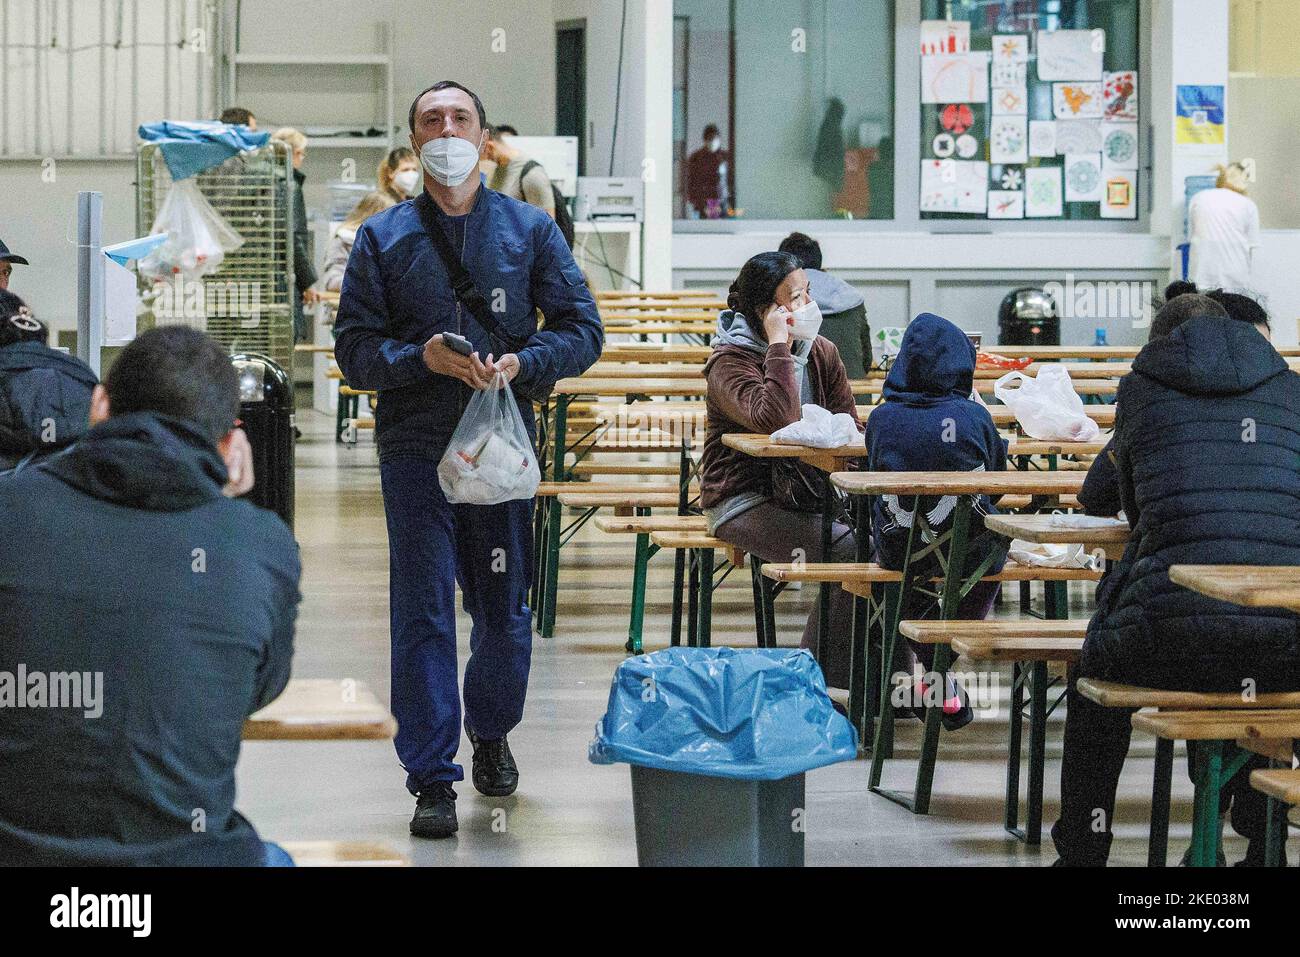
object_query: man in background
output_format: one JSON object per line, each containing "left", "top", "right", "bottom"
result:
{"left": 0, "top": 238, "right": 28, "bottom": 291}
{"left": 483, "top": 126, "right": 556, "bottom": 219}
{"left": 778, "top": 231, "right": 872, "bottom": 377}
{"left": 220, "top": 106, "right": 257, "bottom": 130}
{"left": 686, "top": 123, "right": 729, "bottom": 218}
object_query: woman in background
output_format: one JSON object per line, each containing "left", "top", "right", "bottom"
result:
{"left": 377, "top": 147, "right": 420, "bottom": 205}
{"left": 270, "top": 127, "right": 319, "bottom": 342}
{"left": 318, "top": 192, "right": 394, "bottom": 293}
{"left": 1188, "top": 162, "right": 1261, "bottom": 294}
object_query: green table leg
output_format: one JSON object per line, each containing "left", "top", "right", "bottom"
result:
{"left": 815, "top": 472, "right": 835, "bottom": 674}
{"left": 627, "top": 530, "right": 650, "bottom": 656}
{"left": 1005, "top": 661, "right": 1025, "bottom": 835}
{"left": 540, "top": 394, "right": 569, "bottom": 640}
{"left": 698, "top": 547, "right": 715, "bottom": 648}
{"left": 749, "top": 556, "right": 768, "bottom": 648}
{"left": 1148, "top": 737, "right": 1175, "bottom": 866}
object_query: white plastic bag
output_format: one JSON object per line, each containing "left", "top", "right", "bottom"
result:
{"left": 139, "top": 178, "right": 245, "bottom": 281}
{"left": 1007, "top": 539, "right": 1104, "bottom": 570}
{"left": 993, "top": 366, "right": 1101, "bottom": 442}
{"left": 438, "top": 372, "right": 541, "bottom": 505}
{"left": 771, "top": 404, "right": 864, "bottom": 449}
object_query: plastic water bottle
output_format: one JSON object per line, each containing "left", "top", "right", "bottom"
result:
{"left": 1093, "top": 328, "right": 1108, "bottom": 346}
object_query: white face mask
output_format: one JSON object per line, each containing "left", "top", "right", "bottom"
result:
{"left": 419, "top": 135, "right": 482, "bottom": 187}
{"left": 788, "top": 300, "right": 823, "bottom": 342}
{"left": 392, "top": 169, "right": 421, "bottom": 196}
{"left": 708, "top": 137, "right": 722, "bottom": 152}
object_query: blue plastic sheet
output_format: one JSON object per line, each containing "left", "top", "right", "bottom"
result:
{"left": 137, "top": 121, "right": 271, "bottom": 181}
{"left": 589, "top": 647, "right": 858, "bottom": 781}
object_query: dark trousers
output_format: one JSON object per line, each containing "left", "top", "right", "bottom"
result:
{"left": 380, "top": 456, "right": 534, "bottom": 794}
{"left": 1052, "top": 646, "right": 1271, "bottom": 866}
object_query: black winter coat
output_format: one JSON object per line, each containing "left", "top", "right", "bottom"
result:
{"left": 1085, "top": 317, "right": 1300, "bottom": 691}
{"left": 0, "top": 413, "right": 301, "bottom": 865}
{"left": 0, "top": 341, "right": 97, "bottom": 470}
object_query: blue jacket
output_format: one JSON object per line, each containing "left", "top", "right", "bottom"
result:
{"left": 0, "top": 341, "right": 98, "bottom": 470}
{"left": 333, "top": 186, "right": 603, "bottom": 460}
{"left": 866, "top": 313, "right": 1008, "bottom": 572}
{"left": 0, "top": 413, "right": 300, "bottom": 865}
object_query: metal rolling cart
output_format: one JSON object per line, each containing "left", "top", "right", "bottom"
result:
{"left": 134, "top": 140, "right": 297, "bottom": 373}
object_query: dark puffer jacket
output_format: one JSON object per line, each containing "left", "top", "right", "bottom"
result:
{"left": 0, "top": 341, "right": 97, "bottom": 470}
{"left": 1086, "top": 317, "right": 1300, "bottom": 691}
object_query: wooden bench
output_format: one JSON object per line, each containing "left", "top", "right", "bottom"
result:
{"left": 593, "top": 514, "right": 708, "bottom": 654}
{"left": 1250, "top": 767, "right": 1300, "bottom": 866}
{"left": 763, "top": 561, "right": 1103, "bottom": 586}
{"left": 1078, "top": 678, "right": 1300, "bottom": 866}
{"left": 898, "top": 618, "right": 1086, "bottom": 845}
{"left": 571, "top": 461, "right": 682, "bottom": 477}
{"left": 278, "top": 840, "right": 410, "bottom": 867}
{"left": 1130, "top": 709, "right": 1300, "bottom": 867}
{"left": 243, "top": 679, "right": 397, "bottom": 741}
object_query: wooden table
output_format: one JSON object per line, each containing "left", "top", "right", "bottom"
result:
{"left": 985, "top": 513, "right": 1130, "bottom": 561}
{"left": 599, "top": 400, "right": 1116, "bottom": 430}
{"left": 1167, "top": 565, "right": 1300, "bottom": 613}
{"left": 243, "top": 679, "right": 397, "bottom": 741}
{"left": 599, "top": 345, "right": 711, "bottom": 364}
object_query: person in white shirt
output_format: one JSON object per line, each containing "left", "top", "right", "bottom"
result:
{"left": 1187, "top": 163, "right": 1261, "bottom": 294}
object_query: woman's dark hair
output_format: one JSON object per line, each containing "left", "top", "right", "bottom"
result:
{"left": 1206, "top": 289, "right": 1270, "bottom": 331}
{"left": 1150, "top": 293, "right": 1228, "bottom": 340}
{"left": 1163, "top": 280, "right": 1198, "bottom": 302}
{"left": 727, "top": 251, "right": 802, "bottom": 340}
{"left": 0, "top": 290, "right": 47, "bottom": 347}
{"left": 384, "top": 146, "right": 414, "bottom": 170}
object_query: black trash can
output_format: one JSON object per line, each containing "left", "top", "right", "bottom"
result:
{"left": 231, "top": 353, "right": 295, "bottom": 529}
{"left": 998, "top": 287, "right": 1060, "bottom": 346}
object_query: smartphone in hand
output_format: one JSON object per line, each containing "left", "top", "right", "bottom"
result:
{"left": 442, "top": 332, "right": 474, "bottom": 356}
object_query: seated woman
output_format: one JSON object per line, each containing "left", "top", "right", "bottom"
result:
{"left": 700, "top": 250, "right": 870, "bottom": 688}
{"left": 318, "top": 191, "right": 394, "bottom": 293}
{"left": 0, "top": 290, "right": 97, "bottom": 471}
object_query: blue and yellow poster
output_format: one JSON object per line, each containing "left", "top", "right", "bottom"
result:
{"left": 1175, "top": 85, "right": 1225, "bottom": 145}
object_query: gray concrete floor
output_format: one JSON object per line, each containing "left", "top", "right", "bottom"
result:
{"left": 234, "top": 407, "right": 1293, "bottom": 866}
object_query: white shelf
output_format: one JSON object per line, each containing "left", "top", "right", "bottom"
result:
{"left": 234, "top": 53, "right": 390, "bottom": 66}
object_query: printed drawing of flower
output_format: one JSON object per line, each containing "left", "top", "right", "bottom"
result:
{"left": 1000, "top": 168, "right": 1023, "bottom": 190}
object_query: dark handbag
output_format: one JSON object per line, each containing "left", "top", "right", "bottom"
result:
{"left": 769, "top": 458, "right": 835, "bottom": 513}
{"left": 414, "top": 194, "right": 555, "bottom": 403}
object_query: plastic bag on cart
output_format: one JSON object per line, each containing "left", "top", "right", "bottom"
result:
{"left": 438, "top": 372, "right": 541, "bottom": 505}
{"left": 138, "top": 178, "right": 244, "bottom": 281}
{"left": 993, "top": 365, "right": 1101, "bottom": 442}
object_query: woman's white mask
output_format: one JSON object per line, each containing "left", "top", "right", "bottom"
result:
{"left": 788, "top": 300, "right": 823, "bottom": 342}
{"left": 392, "top": 169, "right": 421, "bottom": 196}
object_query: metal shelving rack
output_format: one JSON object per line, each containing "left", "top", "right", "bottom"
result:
{"left": 135, "top": 140, "right": 297, "bottom": 373}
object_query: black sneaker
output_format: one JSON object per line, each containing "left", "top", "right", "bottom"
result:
{"left": 410, "top": 782, "right": 458, "bottom": 839}
{"left": 465, "top": 723, "right": 519, "bottom": 797}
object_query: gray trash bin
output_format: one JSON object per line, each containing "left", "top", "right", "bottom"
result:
{"left": 590, "top": 646, "right": 857, "bottom": 867}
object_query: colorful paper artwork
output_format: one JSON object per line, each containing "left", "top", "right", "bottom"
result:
{"left": 1029, "top": 120, "right": 1057, "bottom": 158}
{"left": 955, "top": 133, "right": 979, "bottom": 159}
{"left": 987, "top": 190, "right": 1025, "bottom": 219}
{"left": 1054, "top": 82, "right": 1104, "bottom": 119}
{"left": 1103, "top": 71, "right": 1138, "bottom": 121}
{"left": 932, "top": 133, "right": 956, "bottom": 158}
{"left": 993, "top": 85, "right": 1028, "bottom": 115}
{"left": 1054, "top": 119, "right": 1103, "bottom": 154}
{"left": 999, "top": 167, "right": 1023, "bottom": 191}
{"left": 992, "top": 34, "right": 1029, "bottom": 64}
{"left": 1037, "top": 29, "right": 1105, "bottom": 82}
{"left": 920, "top": 159, "right": 989, "bottom": 214}
{"left": 922, "top": 52, "right": 990, "bottom": 104}
{"left": 991, "top": 61, "right": 1028, "bottom": 88}
{"left": 940, "top": 103, "right": 975, "bottom": 134}
{"left": 1100, "top": 170, "right": 1138, "bottom": 219}
{"left": 990, "top": 116, "right": 1028, "bottom": 165}
{"left": 921, "top": 19, "right": 970, "bottom": 56}
{"left": 1101, "top": 121, "right": 1139, "bottom": 170}
{"left": 1025, "top": 166, "right": 1063, "bottom": 217}
{"left": 1064, "top": 153, "right": 1104, "bottom": 202}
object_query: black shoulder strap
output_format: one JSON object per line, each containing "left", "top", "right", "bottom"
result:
{"left": 520, "top": 159, "right": 540, "bottom": 179}
{"left": 413, "top": 193, "right": 526, "bottom": 353}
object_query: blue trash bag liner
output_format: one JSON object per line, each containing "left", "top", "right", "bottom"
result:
{"left": 138, "top": 121, "right": 271, "bottom": 181}
{"left": 589, "top": 646, "right": 858, "bottom": 781}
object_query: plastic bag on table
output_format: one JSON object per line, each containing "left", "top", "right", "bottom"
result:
{"left": 437, "top": 372, "right": 541, "bottom": 505}
{"left": 1007, "top": 539, "right": 1104, "bottom": 571}
{"left": 138, "top": 178, "right": 244, "bottom": 281}
{"left": 993, "top": 365, "right": 1101, "bottom": 442}
{"left": 771, "top": 403, "right": 863, "bottom": 449}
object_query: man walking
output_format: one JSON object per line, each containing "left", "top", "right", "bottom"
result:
{"left": 334, "top": 80, "right": 602, "bottom": 838}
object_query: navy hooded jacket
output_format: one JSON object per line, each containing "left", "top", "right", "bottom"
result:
{"left": 333, "top": 185, "right": 603, "bottom": 461}
{"left": 0, "top": 341, "right": 97, "bottom": 470}
{"left": 0, "top": 413, "right": 301, "bottom": 865}
{"left": 866, "top": 313, "right": 1008, "bottom": 572}
{"left": 1085, "top": 317, "right": 1300, "bottom": 690}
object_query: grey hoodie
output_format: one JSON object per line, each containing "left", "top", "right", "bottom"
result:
{"left": 805, "top": 268, "right": 864, "bottom": 315}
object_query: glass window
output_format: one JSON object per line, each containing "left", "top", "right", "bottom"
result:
{"left": 919, "top": 0, "right": 1141, "bottom": 222}
{"left": 673, "top": 0, "right": 896, "bottom": 221}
